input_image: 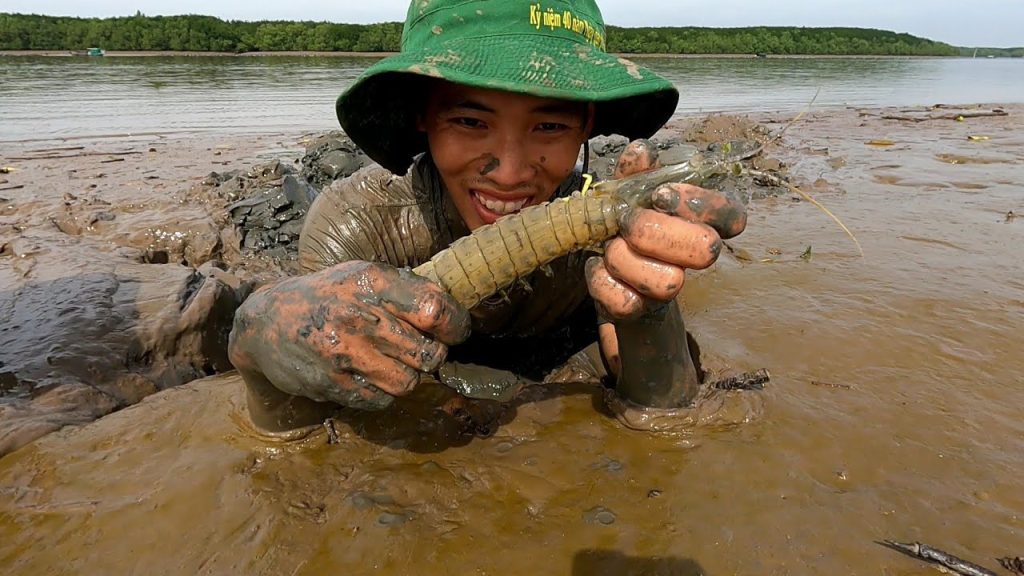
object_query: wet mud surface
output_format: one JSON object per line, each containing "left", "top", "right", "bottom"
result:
{"left": 1, "top": 105, "right": 1023, "bottom": 574}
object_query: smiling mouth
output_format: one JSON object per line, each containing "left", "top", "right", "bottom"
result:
{"left": 472, "top": 190, "right": 530, "bottom": 216}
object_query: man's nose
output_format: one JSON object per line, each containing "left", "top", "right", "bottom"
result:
{"left": 484, "top": 136, "right": 535, "bottom": 189}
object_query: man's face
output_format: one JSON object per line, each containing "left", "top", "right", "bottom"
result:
{"left": 418, "top": 81, "right": 593, "bottom": 230}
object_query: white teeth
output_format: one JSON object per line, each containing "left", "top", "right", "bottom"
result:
{"left": 475, "top": 192, "right": 528, "bottom": 215}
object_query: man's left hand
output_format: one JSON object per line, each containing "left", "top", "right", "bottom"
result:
{"left": 586, "top": 139, "right": 747, "bottom": 319}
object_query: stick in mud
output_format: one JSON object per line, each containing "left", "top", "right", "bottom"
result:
{"left": 25, "top": 146, "right": 86, "bottom": 153}
{"left": 322, "top": 418, "right": 341, "bottom": 445}
{"left": 881, "top": 109, "right": 1008, "bottom": 123}
{"left": 811, "top": 380, "right": 852, "bottom": 390}
{"left": 748, "top": 168, "right": 863, "bottom": 256}
{"left": 878, "top": 540, "right": 1000, "bottom": 576}
{"left": 6, "top": 151, "right": 144, "bottom": 161}
{"left": 711, "top": 368, "right": 770, "bottom": 391}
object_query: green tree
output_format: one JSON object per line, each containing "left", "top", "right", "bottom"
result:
{"left": 0, "top": 14, "right": 964, "bottom": 56}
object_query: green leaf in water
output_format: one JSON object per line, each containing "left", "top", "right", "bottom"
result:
{"left": 800, "top": 245, "right": 813, "bottom": 261}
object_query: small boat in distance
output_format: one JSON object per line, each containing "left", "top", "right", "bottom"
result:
{"left": 87, "top": 47, "right": 105, "bottom": 57}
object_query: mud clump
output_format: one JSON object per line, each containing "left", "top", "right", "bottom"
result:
{"left": 300, "top": 132, "right": 373, "bottom": 189}
{"left": 679, "top": 115, "right": 770, "bottom": 148}
{"left": 226, "top": 172, "right": 319, "bottom": 261}
{"left": 191, "top": 135, "right": 372, "bottom": 273}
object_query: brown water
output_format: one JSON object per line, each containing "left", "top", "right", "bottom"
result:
{"left": 1, "top": 106, "right": 1022, "bottom": 574}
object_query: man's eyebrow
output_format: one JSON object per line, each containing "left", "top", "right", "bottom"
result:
{"left": 447, "top": 99, "right": 495, "bottom": 113}
{"left": 531, "top": 102, "right": 585, "bottom": 115}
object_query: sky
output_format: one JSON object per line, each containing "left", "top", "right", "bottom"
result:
{"left": 2, "top": 0, "right": 1022, "bottom": 48}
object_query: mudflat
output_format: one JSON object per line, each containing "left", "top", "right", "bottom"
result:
{"left": 0, "top": 104, "right": 1021, "bottom": 574}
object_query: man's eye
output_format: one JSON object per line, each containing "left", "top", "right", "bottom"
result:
{"left": 452, "top": 117, "right": 485, "bottom": 129}
{"left": 537, "top": 122, "right": 570, "bottom": 133}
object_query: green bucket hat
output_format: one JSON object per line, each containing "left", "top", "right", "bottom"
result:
{"left": 337, "top": 0, "right": 679, "bottom": 174}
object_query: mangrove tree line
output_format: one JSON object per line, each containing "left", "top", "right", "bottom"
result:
{"left": 0, "top": 12, "right": 1005, "bottom": 56}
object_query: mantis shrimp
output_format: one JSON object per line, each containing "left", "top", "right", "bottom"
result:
{"left": 412, "top": 152, "right": 736, "bottom": 309}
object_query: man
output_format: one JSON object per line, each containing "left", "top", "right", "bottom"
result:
{"left": 228, "top": 0, "right": 746, "bottom": 432}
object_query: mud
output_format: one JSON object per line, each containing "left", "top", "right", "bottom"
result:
{"left": 1, "top": 105, "right": 1022, "bottom": 573}
{"left": 0, "top": 135, "right": 295, "bottom": 455}
{"left": 0, "top": 121, "right": 749, "bottom": 454}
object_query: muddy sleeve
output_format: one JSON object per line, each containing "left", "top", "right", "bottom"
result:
{"left": 297, "top": 165, "right": 443, "bottom": 273}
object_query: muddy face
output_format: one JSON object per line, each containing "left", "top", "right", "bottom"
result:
{"left": 417, "top": 80, "right": 592, "bottom": 230}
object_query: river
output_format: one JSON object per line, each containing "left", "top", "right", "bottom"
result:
{"left": 1, "top": 55, "right": 1023, "bottom": 141}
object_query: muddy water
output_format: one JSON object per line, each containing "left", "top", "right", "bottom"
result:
{"left": 1, "top": 106, "right": 1023, "bottom": 574}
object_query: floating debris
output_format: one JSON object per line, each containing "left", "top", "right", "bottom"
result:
{"left": 878, "top": 540, "right": 999, "bottom": 576}
{"left": 877, "top": 106, "right": 1008, "bottom": 123}
{"left": 711, "top": 369, "right": 771, "bottom": 391}
{"left": 999, "top": 556, "right": 1024, "bottom": 575}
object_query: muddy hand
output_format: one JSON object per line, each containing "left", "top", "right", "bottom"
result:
{"left": 229, "top": 261, "right": 470, "bottom": 410}
{"left": 587, "top": 140, "right": 747, "bottom": 319}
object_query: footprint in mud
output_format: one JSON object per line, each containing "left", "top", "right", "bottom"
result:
{"left": 872, "top": 173, "right": 951, "bottom": 189}
{"left": 349, "top": 491, "right": 416, "bottom": 527}
{"left": 872, "top": 174, "right": 903, "bottom": 186}
{"left": 348, "top": 491, "right": 396, "bottom": 511}
{"left": 494, "top": 441, "right": 515, "bottom": 454}
{"left": 377, "top": 511, "right": 414, "bottom": 527}
{"left": 583, "top": 506, "right": 617, "bottom": 526}
{"left": 590, "top": 456, "right": 624, "bottom": 474}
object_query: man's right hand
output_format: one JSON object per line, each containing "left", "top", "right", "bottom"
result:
{"left": 228, "top": 261, "right": 471, "bottom": 411}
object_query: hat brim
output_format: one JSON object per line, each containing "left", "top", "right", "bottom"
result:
{"left": 337, "top": 34, "right": 679, "bottom": 174}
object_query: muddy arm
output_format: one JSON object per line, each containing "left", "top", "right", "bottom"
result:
{"left": 231, "top": 166, "right": 457, "bottom": 431}
{"left": 298, "top": 164, "right": 450, "bottom": 273}
{"left": 599, "top": 300, "right": 700, "bottom": 408}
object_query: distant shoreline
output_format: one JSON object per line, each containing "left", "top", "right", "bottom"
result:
{"left": 0, "top": 50, "right": 961, "bottom": 59}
